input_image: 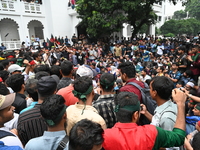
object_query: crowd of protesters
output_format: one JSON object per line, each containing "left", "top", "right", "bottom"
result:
{"left": 0, "top": 34, "right": 200, "bottom": 150}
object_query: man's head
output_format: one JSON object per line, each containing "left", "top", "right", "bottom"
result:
{"left": 7, "top": 64, "right": 24, "bottom": 75}
{"left": 6, "top": 74, "right": 24, "bottom": 93}
{"left": 69, "top": 119, "right": 104, "bottom": 150}
{"left": 192, "top": 132, "right": 200, "bottom": 150}
{"left": 25, "top": 79, "right": 38, "bottom": 102}
{"left": 60, "top": 61, "right": 73, "bottom": 77}
{"left": 118, "top": 62, "right": 136, "bottom": 82}
{"left": 141, "top": 69, "right": 148, "bottom": 77}
{"left": 73, "top": 76, "right": 93, "bottom": 102}
{"left": 178, "top": 46, "right": 186, "bottom": 55}
{"left": 40, "top": 94, "right": 66, "bottom": 127}
{"left": 192, "top": 103, "right": 200, "bottom": 116}
{"left": 99, "top": 73, "right": 116, "bottom": 92}
{"left": 150, "top": 76, "right": 174, "bottom": 101}
{"left": 114, "top": 92, "right": 140, "bottom": 123}
{"left": 183, "top": 70, "right": 193, "bottom": 78}
{"left": 37, "top": 75, "right": 59, "bottom": 99}
{"left": 0, "top": 93, "right": 16, "bottom": 125}
{"left": 191, "top": 45, "right": 199, "bottom": 54}
{"left": 171, "top": 62, "right": 179, "bottom": 71}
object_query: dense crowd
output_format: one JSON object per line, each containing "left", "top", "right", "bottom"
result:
{"left": 0, "top": 35, "right": 200, "bottom": 150}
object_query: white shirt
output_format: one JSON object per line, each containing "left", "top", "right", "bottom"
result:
{"left": 157, "top": 45, "right": 164, "bottom": 55}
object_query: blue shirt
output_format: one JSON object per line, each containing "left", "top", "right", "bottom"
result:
{"left": 20, "top": 102, "right": 38, "bottom": 114}
{"left": 143, "top": 50, "right": 151, "bottom": 62}
{"left": 25, "top": 130, "right": 69, "bottom": 150}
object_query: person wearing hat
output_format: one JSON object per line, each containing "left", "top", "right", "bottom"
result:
{"left": 103, "top": 90, "right": 186, "bottom": 150}
{"left": 7, "top": 64, "right": 24, "bottom": 75}
{"left": 93, "top": 73, "right": 117, "bottom": 128}
{"left": 17, "top": 75, "right": 60, "bottom": 146}
{"left": 25, "top": 94, "right": 68, "bottom": 150}
{"left": 0, "top": 93, "right": 23, "bottom": 148}
{"left": 66, "top": 76, "right": 106, "bottom": 135}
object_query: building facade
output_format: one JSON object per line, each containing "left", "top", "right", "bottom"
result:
{"left": 0, "top": 0, "right": 165, "bottom": 50}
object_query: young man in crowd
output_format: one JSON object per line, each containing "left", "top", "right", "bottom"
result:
{"left": 0, "top": 93, "right": 23, "bottom": 148}
{"left": 17, "top": 75, "right": 59, "bottom": 146}
{"left": 69, "top": 119, "right": 104, "bottom": 150}
{"left": 93, "top": 73, "right": 117, "bottom": 128}
{"left": 6, "top": 74, "right": 27, "bottom": 114}
{"left": 66, "top": 76, "right": 106, "bottom": 135}
{"left": 57, "top": 60, "right": 73, "bottom": 90}
{"left": 103, "top": 90, "right": 186, "bottom": 149}
{"left": 25, "top": 94, "right": 68, "bottom": 150}
{"left": 118, "top": 61, "right": 144, "bottom": 103}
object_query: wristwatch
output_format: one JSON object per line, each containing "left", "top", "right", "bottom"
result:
{"left": 188, "top": 94, "right": 192, "bottom": 98}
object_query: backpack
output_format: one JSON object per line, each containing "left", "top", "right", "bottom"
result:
{"left": 127, "top": 82, "right": 157, "bottom": 116}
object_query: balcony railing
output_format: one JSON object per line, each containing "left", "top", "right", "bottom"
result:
{"left": 0, "top": 0, "right": 42, "bottom": 14}
{"left": 0, "top": 0, "right": 16, "bottom": 12}
{"left": 3, "top": 41, "right": 21, "bottom": 50}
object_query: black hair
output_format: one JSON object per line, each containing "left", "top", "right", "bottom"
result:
{"left": 6, "top": 74, "right": 24, "bottom": 92}
{"left": 40, "top": 94, "right": 65, "bottom": 127}
{"left": 1, "top": 60, "right": 9, "bottom": 69}
{"left": 74, "top": 76, "right": 92, "bottom": 94}
{"left": 69, "top": 119, "right": 104, "bottom": 150}
{"left": 0, "top": 70, "right": 9, "bottom": 82}
{"left": 151, "top": 76, "right": 174, "bottom": 101}
{"left": 178, "top": 46, "right": 186, "bottom": 52}
{"left": 34, "top": 64, "right": 51, "bottom": 74}
{"left": 0, "top": 63, "right": 3, "bottom": 71}
{"left": 60, "top": 61, "right": 73, "bottom": 76}
{"left": 25, "top": 79, "right": 38, "bottom": 101}
{"left": 159, "top": 66, "right": 165, "bottom": 72}
{"left": 192, "top": 132, "right": 200, "bottom": 150}
{"left": 114, "top": 92, "right": 139, "bottom": 123}
{"left": 100, "top": 73, "right": 116, "bottom": 92}
{"left": 118, "top": 62, "right": 136, "bottom": 78}
{"left": 32, "top": 52, "right": 40, "bottom": 60}
{"left": 0, "top": 83, "right": 10, "bottom": 95}
{"left": 177, "top": 80, "right": 184, "bottom": 87}
{"left": 50, "top": 65, "right": 61, "bottom": 78}
{"left": 35, "top": 71, "right": 49, "bottom": 80}
{"left": 184, "top": 70, "right": 193, "bottom": 78}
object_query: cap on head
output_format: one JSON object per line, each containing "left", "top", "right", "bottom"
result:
{"left": 0, "top": 93, "right": 15, "bottom": 110}
{"left": 8, "top": 64, "right": 25, "bottom": 73}
{"left": 37, "top": 75, "right": 59, "bottom": 95}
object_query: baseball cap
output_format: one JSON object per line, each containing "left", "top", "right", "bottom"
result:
{"left": 37, "top": 75, "right": 60, "bottom": 95}
{"left": 8, "top": 64, "right": 25, "bottom": 73}
{"left": 0, "top": 93, "right": 15, "bottom": 110}
{"left": 76, "top": 65, "right": 94, "bottom": 78}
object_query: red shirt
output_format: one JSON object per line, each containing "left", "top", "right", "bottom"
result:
{"left": 119, "top": 78, "right": 144, "bottom": 103}
{"left": 103, "top": 122, "right": 157, "bottom": 150}
{"left": 57, "top": 85, "right": 79, "bottom": 106}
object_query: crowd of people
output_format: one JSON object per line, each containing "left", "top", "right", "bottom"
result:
{"left": 0, "top": 35, "right": 200, "bottom": 150}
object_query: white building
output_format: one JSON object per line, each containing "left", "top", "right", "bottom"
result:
{"left": 0, "top": 0, "right": 166, "bottom": 50}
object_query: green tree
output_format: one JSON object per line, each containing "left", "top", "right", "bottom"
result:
{"left": 173, "top": 10, "right": 187, "bottom": 20}
{"left": 76, "top": 0, "right": 187, "bottom": 38}
{"left": 160, "top": 18, "right": 200, "bottom": 36}
{"left": 185, "top": 0, "right": 200, "bottom": 20}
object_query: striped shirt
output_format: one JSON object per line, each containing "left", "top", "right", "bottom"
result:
{"left": 93, "top": 94, "right": 117, "bottom": 128}
{"left": 17, "top": 104, "right": 47, "bottom": 146}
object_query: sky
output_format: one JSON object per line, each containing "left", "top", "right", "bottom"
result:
{"left": 165, "top": 1, "right": 185, "bottom": 16}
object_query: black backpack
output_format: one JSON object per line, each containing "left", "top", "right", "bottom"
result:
{"left": 127, "top": 82, "right": 157, "bottom": 123}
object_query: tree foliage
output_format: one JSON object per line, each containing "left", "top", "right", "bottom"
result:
{"left": 173, "top": 10, "right": 187, "bottom": 20}
{"left": 160, "top": 18, "right": 200, "bottom": 36}
{"left": 185, "top": 0, "right": 200, "bottom": 20}
{"left": 76, "top": 0, "right": 188, "bottom": 38}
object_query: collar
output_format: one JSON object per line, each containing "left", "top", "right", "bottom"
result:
{"left": 75, "top": 103, "right": 98, "bottom": 112}
{"left": 114, "top": 122, "right": 138, "bottom": 129}
{"left": 97, "top": 94, "right": 115, "bottom": 101}
{"left": 16, "top": 93, "right": 26, "bottom": 98}
{"left": 155, "top": 100, "right": 173, "bottom": 113}
{"left": 43, "top": 130, "right": 66, "bottom": 137}
{"left": 126, "top": 78, "right": 137, "bottom": 84}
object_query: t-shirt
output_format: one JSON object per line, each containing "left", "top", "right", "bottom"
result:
{"left": 157, "top": 45, "right": 164, "bottom": 55}
{"left": 143, "top": 50, "right": 151, "bottom": 62}
{"left": 76, "top": 53, "right": 85, "bottom": 65}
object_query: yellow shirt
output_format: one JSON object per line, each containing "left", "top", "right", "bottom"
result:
{"left": 66, "top": 103, "right": 107, "bottom": 135}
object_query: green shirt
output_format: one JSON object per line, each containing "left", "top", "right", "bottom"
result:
{"left": 153, "top": 127, "right": 185, "bottom": 150}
